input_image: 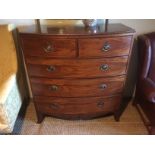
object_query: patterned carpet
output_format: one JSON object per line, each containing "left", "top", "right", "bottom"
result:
{"left": 13, "top": 101, "right": 148, "bottom": 135}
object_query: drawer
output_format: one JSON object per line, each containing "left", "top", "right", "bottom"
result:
{"left": 20, "top": 35, "right": 76, "bottom": 58}
{"left": 79, "top": 36, "right": 132, "bottom": 58}
{"left": 30, "top": 76, "right": 125, "bottom": 97}
{"left": 34, "top": 95, "right": 122, "bottom": 115}
{"left": 26, "top": 57, "right": 128, "bottom": 78}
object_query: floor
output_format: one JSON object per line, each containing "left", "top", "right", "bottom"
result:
{"left": 13, "top": 101, "right": 148, "bottom": 135}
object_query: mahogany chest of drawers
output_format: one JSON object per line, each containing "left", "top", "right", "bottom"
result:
{"left": 18, "top": 23, "right": 135, "bottom": 123}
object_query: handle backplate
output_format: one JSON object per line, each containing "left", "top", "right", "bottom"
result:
{"left": 100, "top": 64, "right": 109, "bottom": 71}
{"left": 49, "top": 85, "right": 59, "bottom": 91}
{"left": 47, "top": 65, "right": 56, "bottom": 72}
{"left": 101, "top": 42, "right": 111, "bottom": 52}
{"left": 43, "top": 42, "right": 54, "bottom": 53}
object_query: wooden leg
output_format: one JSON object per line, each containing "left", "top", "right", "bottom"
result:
{"left": 36, "top": 112, "right": 44, "bottom": 124}
{"left": 132, "top": 99, "right": 137, "bottom": 106}
{"left": 149, "top": 126, "right": 155, "bottom": 135}
{"left": 114, "top": 112, "right": 120, "bottom": 122}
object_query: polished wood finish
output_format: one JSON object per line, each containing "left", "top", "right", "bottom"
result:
{"left": 21, "top": 36, "right": 76, "bottom": 58}
{"left": 34, "top": 95, "right": 121, "bottom": 119}
{"left": 79, "top": 36, "right": 132, "bottom": 58}
{"left": 26, "top": 57, "right": 128, "bottom": 78}
{"left": 18, "top": 23, "right": 135, "bottom": 35}
{"left": 19, "top": 23, "right": 135, "bottom": 123}
{"left": 30, "top": 76, "right": 125, "bottom": 97}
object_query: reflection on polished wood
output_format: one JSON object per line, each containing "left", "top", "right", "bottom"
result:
{"left": 18, "top": 23, "right": 135, "bottom": 35}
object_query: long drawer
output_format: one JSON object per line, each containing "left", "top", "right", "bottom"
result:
{"left": 34, "top": 95, "right": 122, "bottom": 115}
{"left": 20, "top": 35, "right": 77, "bottom": 58}
{"left": 26, "top": 57, "right": 128, "bottom": 78}
{"left": 78, "top": 36, "right": 132, "bottom": 58}
{"left": 30, "top": 76, "right": 125, "bottom": 97}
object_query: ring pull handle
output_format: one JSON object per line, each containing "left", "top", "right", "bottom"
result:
{"left": 49, "top": 85, "right": 59, "bottom": 91}
{"left": 46, "top": 65, "right": 56, "bottom": 72}
{"left": 43, "top": 42, "right": 54, "bottom": 53}
{"left": 100, "top": 64, "right": 109, "bottom": 71}
{"left": 50, "top": 103, "right": 60, "bottom": 110}
{"left": 101, "top": 42, "right": 111, "bottom": 52}
{"left": 99, "top": 84, "right": 107, "bottom": 90}
{"left": 97, "top": 102, "right": 104, "bottom": 108}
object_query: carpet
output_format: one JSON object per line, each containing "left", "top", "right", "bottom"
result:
{"left": 12, "top": 101, "right": 148, "bottom": 135}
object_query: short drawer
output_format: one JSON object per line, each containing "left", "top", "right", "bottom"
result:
{"left": 20, "top": 35, "right": 76, "bottom": 58}
{"left": 30, "top": 76, "right": 125, "bottom": 97}
{"left": 78, "top": 36, "right": 132, "bottom": 58}
{"left": 26, "top": 57, "right": 128, "bottom": 78}
{"left": 34, "top": 95, "right": 122, "bottom": 115}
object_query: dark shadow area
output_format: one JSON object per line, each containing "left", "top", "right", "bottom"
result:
{"left": 118, "top": 38, "right": 138, "bottom": 117}
{"left": 11, "top": 28, "right": 30, "bottom": 135}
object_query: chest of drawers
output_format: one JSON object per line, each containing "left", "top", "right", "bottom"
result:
{"left": 18, "top": 23, "right": 135, "bottom": 123}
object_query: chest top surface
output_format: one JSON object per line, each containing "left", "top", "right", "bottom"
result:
{"left": 18, "top": 23, "right": 135, "bottom": 36}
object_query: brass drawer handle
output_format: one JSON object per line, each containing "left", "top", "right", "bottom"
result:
{"left": 49, "top": 85, "right": 59, "bottom": 91}
{"left": 43, "top": 43, "right": 54, "bottom": 53}
{"left": 97, "top": 102, "right": 104, "bottom": 108}
{"left": 50, "top": 103, "right": 60, "bottom": 110}
{"left": 100, "top": 64, "right": 109, "bottom": 71}
{"left": 101, "top": 42, "right": 111, "bottom": 52}
{"left": 47, "top": 65, "right": 55, "bottom": 72}
{"left": 99, "top": 84, "right": 107, "bottom": 90}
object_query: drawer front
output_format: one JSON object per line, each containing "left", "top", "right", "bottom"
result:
{"left": 26, "top": 57, "right": 128, "bottom": 78}
{"left": 20, "top": 35, "right": 76, "bottom": 58}
{"left": 79, "top": 36, "right": 132, "bottom": 58}
{"left": 30, "top": 77, "right": 125, "bottom": 97}
{"left": 34, "top": 95, "right": 122, "bottom": 115}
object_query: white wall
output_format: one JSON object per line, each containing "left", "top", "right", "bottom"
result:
{"left": 0, "top": 19, "right": 35, "bottom": 25}
{"left": 109, "top": 19, "right": 155, "bottom": 35}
